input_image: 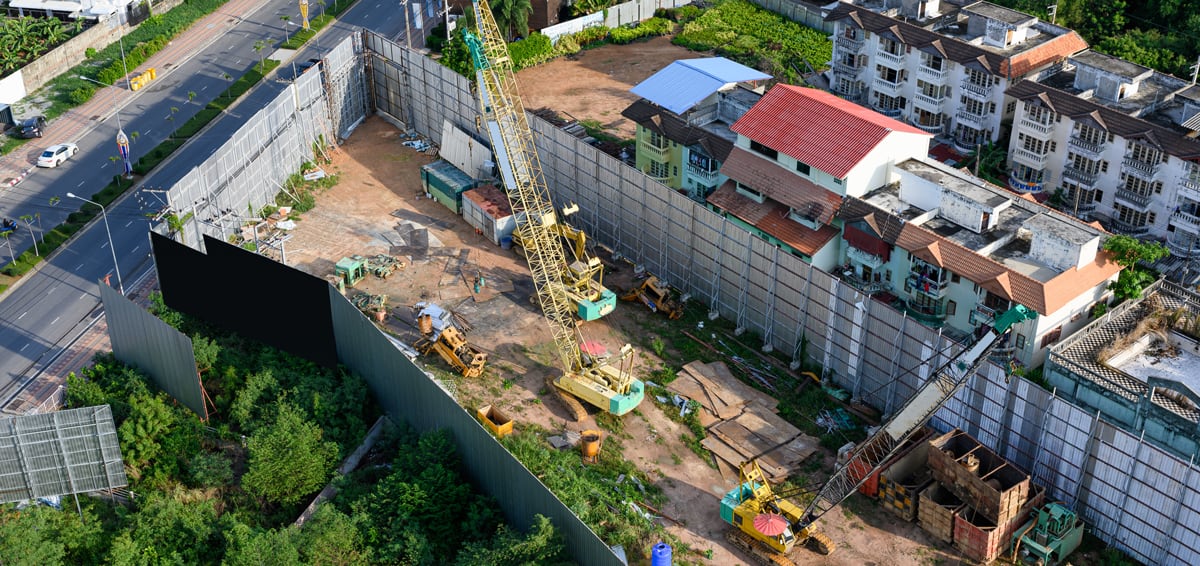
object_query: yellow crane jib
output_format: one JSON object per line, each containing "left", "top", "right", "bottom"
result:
{"left": 462, "top": 0, "right": 643, "bottom": 417}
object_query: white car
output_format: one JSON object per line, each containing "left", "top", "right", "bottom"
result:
{"left": 37, "top": 143, "right": 78, "bottom": 168}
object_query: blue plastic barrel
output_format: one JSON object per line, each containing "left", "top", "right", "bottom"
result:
{"left": 500, "top": 236, "right": 513, "bottom": 249}
{"left": 650, "top": 542, "right": 672, "bottom": 566}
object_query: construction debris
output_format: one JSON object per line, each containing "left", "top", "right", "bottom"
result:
{"left": 350, "top": 293, "right": 388, "bottom": 322}
{"left": 668, "top": 361, "right": 818, "bottom": 483}
{"left": 370, "top": 254, "right": 404, "bottom": 278}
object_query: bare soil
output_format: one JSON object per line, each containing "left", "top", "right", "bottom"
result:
{"left": 514, "top": 36, "right": 699, "bottom": 140}
{"left": 280, "top": 115, "right": 973, "bottom": 566}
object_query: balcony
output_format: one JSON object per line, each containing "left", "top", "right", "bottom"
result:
{"left": 1115, "top": 188, "right": 1153, "bottom": 209}
{"left": 639, "top": 139, "right": 669, "bottom": 161}
{"left": 686, "top": 163, "right": 719, "bottom": 184}
{"left": 1185, "top": 176, "right": 1200, "bottom": 193}
{"left": 913, "top": 92, "right": 946, "bottom": 112}
{"left": 1061, "top": 165, "right": 1099, "bottom": 188}
{"left": 873, "top": 77, "right": 903, "bottom": 97}
{"left": 1068, "top": 135, "right": 1106, "bottom": 159}
{"left": 906, "top": 273, "right": 948, "bottom": 298}
{"left": 1171, "top": 210, "right": 1200, "bottom": 234}
{"left": 833, "top": 60, "right": 862, "bottom": 77}
{"left": 1121, "top": 156, "right": 1159, "bottom": 179}
{"left": 953, "top": 136, "right": 981, "bottom": 156}
{"left": 836, "top": 35, "right": 864, "bottom": 52}
{"left": 1012, "top": 147, "right": 1050, "bottom": 168}
{"left": 1167, "top": 234, "right": 1200, "bottom": 258}
{"left": 960, "top": 78, "right": 993, "bottom": 100}
{"left": 912, "top": 119, "right": 944, "bottom": 135}
{"left": 1008, "top": 172, "right": 1045, "bottom": 194}
{"left": 904, "top": 301, "right": 948, "bottom": 327}
{"left": 1018, "top": 117, "right": 1053, "bottom": 137}
{"left": 1179, "top": 180, "right": 1200, "bottom": 203}
{"left": 876, "top": 49, "right": 905, "bottom": 67}
{"left": 917, "top": 65, "right": 947, "bottom": 83}
{"left": 839, "top": 269, "right": 891, "bottom": 295}
{"left": 955, "top": 109, "right": 988, "bottom": 130}
{"left": 1108, "top": 218, "right": 1151, "bottom": 235}
{"left": 846, "top": 245, "right": 885, "bottom": 269}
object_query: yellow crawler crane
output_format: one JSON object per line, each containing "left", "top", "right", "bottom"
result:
{"left": 463, "top": 0, "right": 643, "bottom": 419}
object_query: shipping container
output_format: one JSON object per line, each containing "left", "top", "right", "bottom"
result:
{"left": 421, "top": 160, "right": 475, "bottom": 214}
{"left": 462, "top": 184, "right": 517, "bottom": 245}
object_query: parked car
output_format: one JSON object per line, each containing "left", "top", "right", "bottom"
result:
{"left": 36, "top": 143, "right": 78, "bottom": 168}
{"left": 17, "top": 115, "right": 46, "bottom": 139}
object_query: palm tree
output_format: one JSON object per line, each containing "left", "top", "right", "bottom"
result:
{"left": 166, "top": 211, "right": 194, "bottom": 243}
{"left": 18, "top": 214, "right": 37, "bottom": 256}
{"left": 253, "top": 40, "right": 268, "bottom": 72}
{"left": 280, "top": 15, "right": 291, "bottom": 44}
{"left": 489, "top": 0, "right": 532, "bottom": 40}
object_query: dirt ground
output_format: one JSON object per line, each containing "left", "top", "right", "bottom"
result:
{"left": 514, "top": 36, "right": 696, "bottom": 140}
{"left": 279, "top": 115, "right": 978, "bottom": 566}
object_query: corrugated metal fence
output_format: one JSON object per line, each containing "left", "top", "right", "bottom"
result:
{"left": 363, "top": 30, "right": 1200, "bottom": 564}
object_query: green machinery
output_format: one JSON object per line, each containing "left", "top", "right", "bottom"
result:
{"left": 1010, "top": 502, "right": 1084, "bottom": 566}
{"left": 334, "top": 255, "right": 368, "bottom": 290}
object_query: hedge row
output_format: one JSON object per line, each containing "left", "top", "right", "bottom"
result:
{"left": 508, "top": 17, "right": 676, "bottom": 70}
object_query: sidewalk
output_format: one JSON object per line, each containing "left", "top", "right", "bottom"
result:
{"left": 0, "top": 0, "right": 269, "bottom": 181}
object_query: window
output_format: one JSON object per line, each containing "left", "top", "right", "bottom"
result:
{"left": 648, "top": 131, "right": 668, "bottom": 148}
{"left": 1025, "top": 104, "right": 1053, "bottom": 124}
{"left": 880, "top": 37, "right": 901, "bottom": 55}
{"left": 876, "top": 66, "right": 901, "bottom": 84}
{"left": 1066, "top": 152, "right": 1101, "bottom": 175}
{"left": 842, "top": 27, "right": 858, "bottom": 40}
{"left": 1006, "top": 101, "right": 1017, "bottom": 114}
{"left": 920, "top": 51, "right": 944, "bottom": 71}
{"left": 946, "top": 300, "right": 957, "bottom": 316}
{"left": 913, "top": 108, "right": 943, "bottom": 128}
{"left": 917, "top": 80, "right": 948, "bottom": 99}
{"left": 1127, "top": 142, "right": 1161, "bottom": 164}
{"left": 1018, "top": 133, "right": 1054, "bottom": 155}
{"left": 965, "top": 69, "right": 990, "bottom": 88}
{"left": 1115, "top": 203, "right": 1150, "bottom": 227}
{"left": 672, "top": 166, "right": 678, "bottom": 177}
{"left": 796, "top": 162, "right": 811, "bottom": 176}
{"left": 1122, "top": 175, "right": 1156, "bottom": 197}
{"left": 750, "top": 140, "right": 778, "bottom": 160}
{"left": 960, "top": 96, "right": 988, "bottom": 117}
{"left": 1076, "top": 123, "right": 1106, "bottom": 146}
{"left": 1015, "top": 334, "right": 1026, "bottom": 350}
{"left": 1040, "top": 326, "right": 1063, "bottom": 348}
{"left": 951, "top": 273, "right": 960, "bottom": 284}
{"left": 875, "top": 93, "right": 904, "bottom": 112}
{"left": 647, "top": 161, "right": 668, "bottom": 179}
{"left": 736, "top": 182, "right": 764, "bottom": 203}
{"left": 1011, "top": 163, "right": 1044, "bottom": 183}
{"left": 1188, "top": 162, "right": 1200, "bottom": 184}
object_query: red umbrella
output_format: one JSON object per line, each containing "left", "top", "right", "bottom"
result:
{"left": 754, "top": 513, "right": 789, "bottom": 537}
{"left": 580, "top": 341, "right": 607, "bottom": 357}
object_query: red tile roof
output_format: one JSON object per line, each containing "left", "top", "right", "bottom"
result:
{"left": 719, "top": 147, "right": 843, "bottom": 224}
{"left": 463, "top": 184, "right": 512, "bottom": 218}
{"left": 708, "top": 182, "right": 840, "bottom": 257}
{"left": 731, "top": 85, "right": 929, "bottom": 178}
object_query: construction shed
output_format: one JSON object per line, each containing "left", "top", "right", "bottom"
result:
{"left": 421, "top": 160, "right": 475, "bottom": 214}
{"left": 462, "top": 184, "right": 516, "bottom": 246}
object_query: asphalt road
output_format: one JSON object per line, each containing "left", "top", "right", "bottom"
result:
{"left": 0, "top": 0, "right": 423, "bottom": 404}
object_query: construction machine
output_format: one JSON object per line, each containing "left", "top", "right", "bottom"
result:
{"left": 511, "top": 213, "right": 617, "bottom": 321}
{"left": 619, "top": 274, "right": 684, "bottom": 320}
{"left": 1010, "top": 502, "right": 1084, "bottom": 566}
{"left": 370, "top": 254, "right": 404, "bottom": 279}
{"left": 334, "top": 255, "right": 368, "bottom": 288}
{"left": 413, "top": 302, "right": 488, "bottom": 378}
{"left": 723, "top": 305, "right": 1038, "bottom": 565}
{"left": 463, "top": 1, "right": 644, "bottom": 420}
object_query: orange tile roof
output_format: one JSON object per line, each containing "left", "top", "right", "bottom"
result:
{"left": 840, "top": 197, "right": 1122, "bottom": 314}
{"left": 730, "top": 85, "right": 929, "bottom": 178}
{"left": 719, "top": 147, "right": 844, "bottom": 224}
{"left": 708, "top": 182, "right": 841, "bottom": 257}
{"left": 1000, "top": 31, "right": 1090, "bottom": 78}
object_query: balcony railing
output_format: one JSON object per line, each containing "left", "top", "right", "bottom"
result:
{"left": 917, "top": 65, "right": 947, "bottom": 83}
{"left": 906, "top": 273, "right": 948, "bottom": 298}
{"left": 1018, "top": 117, "right": 1053, "bottom": 137}
{"left": 1013, "top": 147, "right": 1050, "bottom": 168}
{"left": 1062, "top": 165, "right": 1099, "bottom": 187}
{"left": 1008, "top": 172, "right": 1045, "bottom": 194}
{"left": 912, "top": 119, "right": 945, "bottom": 134}
{"left": 846, "top": 245, "right": 885, "bottom": 268}
{"left": 1167, "top": 235, "right": 1200, "bottom": 258}
{"left": 836, "top": 35, "right": 864, "bottom": 52}
{"left": 955, "top": 109, "right": 988, "bottom": 130}
{"left": 1185, "top": 176, "right": 1200, "bottom": 192}
{"left": 1115, "top": 188, "right": 1153, "bottom": 209}
{"left": 1108, "top": 218, "right": 1151, "bottom": 235}
{"left": 960, "top": 78, "right": 993, "bottom": 100}
{"left": 914, "top": 92, "right": 946, "bottom": 111}
{"left": 873, "top": 77, "right": 903, "bottom": 96}
{"left": 953, "top": 136, "right": 981, "bottom": 156}
{"left": 1180, "top": 180, "right": 1200, "bottom": 203}
{"left": 876, "top": 49, "right": 904, "bottom": 67}
{"left": 639, "top": 140, "right": 669, "bottom": 161}
{"left": 1121, "top": 156, "right": 1159, "bottom": 179}
{"left": 833, "top": 60, "right": 863, "bottom": 77}
{"left": 839, "top": 270, "right": 891, "bottom": 295}
{"left": 1068, "top": 135, "right": 1105, "bottom": 158}
{"left": 686, "top": 163, "right": 719, "bottom": 183}
{"left": 1171, "top": 210, "right": 1200, "bottom": 234}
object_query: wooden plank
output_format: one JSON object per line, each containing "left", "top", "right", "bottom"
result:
{"left": 680, "top": 363, "right": 743, "bottom": 419}
{"left": 709, "top": 420, "right": 788, "bottom": 479}
{"left": 708, "top": 361, "right": 779, "bottom": 412}
{"left": 701, "top": 436, "right": 751, "bottom": 470}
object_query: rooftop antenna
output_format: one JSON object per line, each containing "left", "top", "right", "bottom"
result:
{"left": 1191, "top": 55, "right": 1199, "bottom": 85}
{"left": 1047, "top": 3, "right": 1057, "bottom": 25}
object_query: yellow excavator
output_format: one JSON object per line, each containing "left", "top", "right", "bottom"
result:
{"left": 463, "top": 0, "right": 643, "bottom": 420}
{"left": 511, "top": 210, "right": 616, "bottom": 322}
{"left": 722, "top": 305, "right": 1037, "bottom": 565}
{"left": 413, "top": 303, "right": 487, "bottom": 379}
{"left": 619, "top": 274, "right": 684, "bottom": 320}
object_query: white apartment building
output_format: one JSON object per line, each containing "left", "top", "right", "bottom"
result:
{"left": 838, "top": 158, "right": 1122, "bottom": 366}
{"left": 826, "top": 0, "right": 1086, "bottom": 154}
{"left": 1005, "top": 50, "right": 1200, "bottom": 258}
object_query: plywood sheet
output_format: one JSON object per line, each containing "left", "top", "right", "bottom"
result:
{"left": 706, "top": 361, "right": 779, "bottom": 412}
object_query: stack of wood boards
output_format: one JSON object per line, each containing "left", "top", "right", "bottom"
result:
{"left": 667, "top": 361, "right": 818, "bottom": 483}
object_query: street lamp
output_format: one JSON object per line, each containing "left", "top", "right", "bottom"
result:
{"left": 77, "top": 75, "right": 133, "bottom": 178}
{"left": 66, "top": 193, "right": 124, "bottom": 295}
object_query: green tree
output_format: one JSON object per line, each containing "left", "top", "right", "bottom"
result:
{"left": 118, "top": 392, "right": 177, "bottom": 476}
{"left": 166, "top": 210, "right": 194, "bottom": 243}
{"left": 65, "top": 371, "right": 108, "bottom": 408}
{"left": 193, "top": 334, "right": 220, "bottom": 374}
{"left": 296, "top": 505, "right": 371, "bottom": 565}
{"left": 452, "top": 515, "right": 568, "bottom": 566}
{"left": 254, "top": 40, "right": 269, "bottom": 72}
{"left": 243, "top": 403, "right": 338, "bottom": 505}
{"left": 223, "top": 522, "right": 302, "bottom": 566}
{"left": 123, "top": 494, "right": 221, "bottom": 564}
{"left": 489, "top": 0, "right": 532, "bottom": 39}
{"left": 439, "top": 31, "right": 473, "bottom": 78}
{"left": 230, "top": 368, "right": 278, "bottom": 428}
{"left": 189, "top": 451, "right": 234, "bottom": 488}
{"left": 1102, "top": 234, "right": 1169, "bottom": 301}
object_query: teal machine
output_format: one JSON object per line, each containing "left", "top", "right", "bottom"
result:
{"left": 1010, "top": 502, "right": 1084, "bottom": 566}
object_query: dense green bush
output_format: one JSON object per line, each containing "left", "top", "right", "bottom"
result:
{"left": 570, "top": 25, "right": 611, "bottom": 47}
{"left": 608, "top": 17, "right": 674, "bottom": 44}
{"left": 68, "top": 85, "right": 94, "bottom": 105}
{"left": 508, "top": 33, "right": 555, "bottom": 70}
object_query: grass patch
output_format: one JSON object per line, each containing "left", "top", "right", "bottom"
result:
{"left": 281, "top": 14, "right": 335, "bottom": 49}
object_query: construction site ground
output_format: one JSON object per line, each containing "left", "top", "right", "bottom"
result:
{"left": 281, "top": 115, "right": 968, "bottom": 566}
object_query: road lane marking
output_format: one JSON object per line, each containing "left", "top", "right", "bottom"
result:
{"left": 17, "top": 312, "right": 26, "bottom": 320}
{"left": 101, "top": 241, "right": 109, "bottom": 249}
{"left": 76, "top": 263, "right": 85, "bottom": 271}
{"left": 201, "top": 85, "right": 208, "bottom": 91}
{"left": 47, "top": 285, "right": 57, "bottom": 295}
{"left": 77, "top": 180, "right": 86, "bottom": 186}
{"left": 132, "top": 245, "right": 141, "bottom": 253}
{"left": 20, "top": 344, "right": 28, "bottom": 352}
{"left": 143, "top": 129, "right": 152, "bottom": 136}
{"left": 52, "top": 316, "right": 60, "bottom": 325}
{"left": 125, "top": 221, "right": 133, "bottom": 228}
{"left": 81, "top": 292, "right": 89, "bottom": 299}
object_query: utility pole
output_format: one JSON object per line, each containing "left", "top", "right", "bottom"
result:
{"left": 1190, "top": 55, "right": 1200, "bottom": 86}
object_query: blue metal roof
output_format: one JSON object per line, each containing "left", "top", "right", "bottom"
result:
{"left": 630, "top": 58, "right": 771, "bottom": 115}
